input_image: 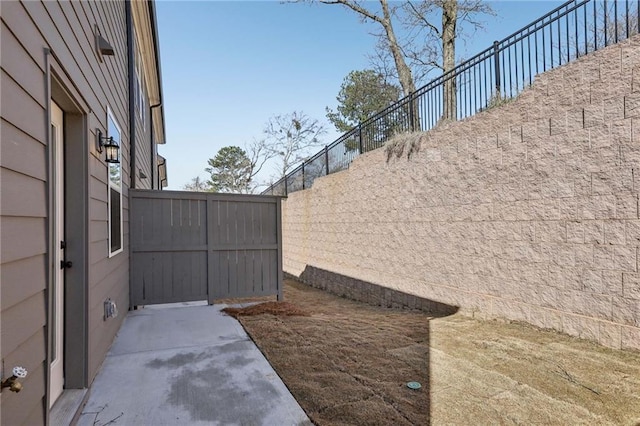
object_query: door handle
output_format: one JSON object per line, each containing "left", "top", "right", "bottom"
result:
{"left": 60, "top": 260, "right": 73, "bottom": 269}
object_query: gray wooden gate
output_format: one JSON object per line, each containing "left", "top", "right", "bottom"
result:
{"left": 130, "top": 190, "right": 283, "bottom": 307}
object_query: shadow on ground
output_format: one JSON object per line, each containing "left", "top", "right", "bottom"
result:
{"left": 231, "top": 276, "right": 459, "bottom": 425}
{"left": 232, "top": 277, "right": 640, "bottom": 425}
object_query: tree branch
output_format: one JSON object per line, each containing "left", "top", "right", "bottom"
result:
{"left": 318, "top": 0, "right": 384, "bottom": 24}
{"left": 406, "top": 1, "right": 441, "bottom": 36}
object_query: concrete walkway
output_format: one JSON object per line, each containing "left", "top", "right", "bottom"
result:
{"left": 77, "top": 302, "right": 310, "bottom": 426}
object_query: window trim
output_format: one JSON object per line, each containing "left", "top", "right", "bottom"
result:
{"left": 107, "top": 107, "right": 123, "bottom": 257}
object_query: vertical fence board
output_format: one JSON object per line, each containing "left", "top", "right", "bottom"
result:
{"left": 220, "top": 252, "right": 230, "bottom": 297}
{"left": 276, "top": 198, "right": 284, "bottom": 301}
{"left": 130, "top": 191, "right": 282, "bottom": 307}
{"left": 207, "top": 198, "right": 215, "bottom": 304}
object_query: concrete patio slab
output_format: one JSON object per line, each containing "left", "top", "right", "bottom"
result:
{"left": 77, "top": 302, "right": 310, "bottom": 426}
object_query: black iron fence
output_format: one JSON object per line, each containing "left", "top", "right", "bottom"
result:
{"left": 263, "top": 0, "right": 639, "bottom": 196}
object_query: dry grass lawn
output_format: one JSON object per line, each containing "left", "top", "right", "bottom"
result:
{"left": 223, "top": 279, "right": 640, "bottom": 425}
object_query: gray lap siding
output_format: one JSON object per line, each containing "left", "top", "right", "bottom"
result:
{"left": 1, "top": 0, "right": 157, "bottom": 423}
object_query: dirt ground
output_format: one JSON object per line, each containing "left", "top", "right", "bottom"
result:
{"left": 224, "top": 279, "right": 640, "bottom": 425}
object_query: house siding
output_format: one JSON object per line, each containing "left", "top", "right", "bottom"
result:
{"left": 1, "top": 0, "right": 162, "bottom": 423}
{"left": 1, "top": 4, "right": 49, "bottom": 422}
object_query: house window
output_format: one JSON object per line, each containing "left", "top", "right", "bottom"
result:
{"left": 107, "top": 109, "right": 123, "bottom": 256}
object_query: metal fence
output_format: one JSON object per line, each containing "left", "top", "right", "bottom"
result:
{"left": 263, "top": 0, "right": 639, "bottom": 196}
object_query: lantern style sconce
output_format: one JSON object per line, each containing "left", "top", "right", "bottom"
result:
{"left": 96, "top": 129, "right": 120, "bottom": 164}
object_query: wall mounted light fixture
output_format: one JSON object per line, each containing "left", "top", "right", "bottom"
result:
{"left": 96, "top": 129, "right": 120, "bottom": 164}
{"left": 94, "top": 24, "right": 115, "bottom": 58}
{"left": 97, "top": 34, "right": 115, "bottom": 56}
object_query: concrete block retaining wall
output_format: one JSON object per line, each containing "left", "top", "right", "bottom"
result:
{"left": 282, "top": 36, "right": 640, "bottom": 350}
{"left": 290, "top": 267, "right": 458, "bottom": 316}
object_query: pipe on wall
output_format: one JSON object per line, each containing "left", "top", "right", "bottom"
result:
{"left": 125, "top": 0, "right": 137, "bottom": 189}
{"left": 150, "top": 102, "right": 161, "bottom": 189}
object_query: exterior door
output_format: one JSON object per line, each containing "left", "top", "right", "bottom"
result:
{"left": 50, "top": 100, "right": 65, "bottom": 406}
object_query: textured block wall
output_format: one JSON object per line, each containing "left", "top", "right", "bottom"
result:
{"left": 282, "top": 36, "right": 640, "bottom": 350}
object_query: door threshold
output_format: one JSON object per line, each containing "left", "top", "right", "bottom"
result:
{"left": 50, "top": 389, "right": 88, "bottom": 426}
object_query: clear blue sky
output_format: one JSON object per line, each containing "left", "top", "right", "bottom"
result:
{"left": 156, "top": 0, "right": 564, "bottom": 190}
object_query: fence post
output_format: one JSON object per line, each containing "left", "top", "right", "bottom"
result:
{"left": 603, "top": 0, "right": 608, "bottom": 47}
{"left": 301, "top": 162, "right": 305, "bottom": 190}
{"left": 284, "top": 174, "right": 288, "bottom": 196}
{"left": 408, "top": 92, "right": 415, "bottom": 132}
{"left": 324, "top": 145, "right": 329, "bottom": 175}
{"left": 358, "top": 124, "right": 363, "bottom": 154}
{"left": 493, "top": 40, "right": 501, "bottom": 98}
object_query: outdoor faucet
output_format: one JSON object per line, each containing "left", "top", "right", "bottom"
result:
{"left": 1, "top": 367, "right": 28, "bottom": 393}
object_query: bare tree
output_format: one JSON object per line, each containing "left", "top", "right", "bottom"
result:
{"left": 182, "top": 176, "right": 211, "bottom": 192}
{"left": 408, "top": 0, "right": 458, "bottom": 120}
{"left": 319, "top": 0, "right": 416, "bottom": 97}
{"left": 401, "top": 1, "right": 493, "bottom": 77}
{"left": 244, "top": 138, "right": 277, "bottom": 193}
{"left": 316, "top": 0, "right": 493, "bottom": 122}
{"left": 263, "top": 111, "right": 326, "bottom": 179}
